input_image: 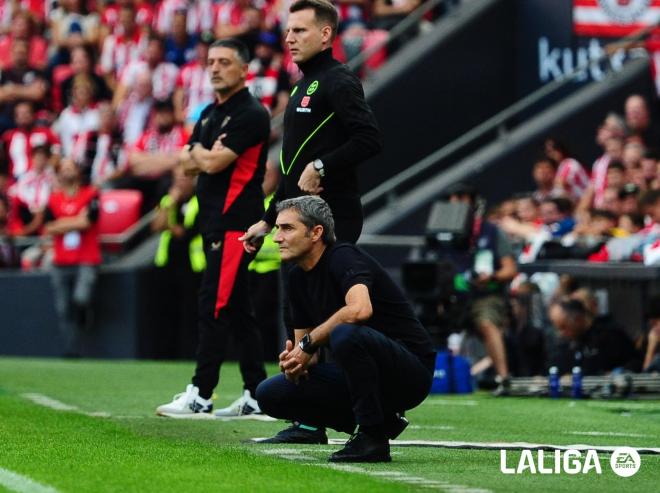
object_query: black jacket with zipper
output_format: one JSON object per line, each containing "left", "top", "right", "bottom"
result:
{"left": 264, "top": 48, "right": 382, "bottom": 241}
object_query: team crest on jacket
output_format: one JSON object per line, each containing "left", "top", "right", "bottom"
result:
{"left": 306, "top": 80, "right": 319, "bottom": 95}
{"left": 301, "top": 96, "right": 310, "bottom": 108}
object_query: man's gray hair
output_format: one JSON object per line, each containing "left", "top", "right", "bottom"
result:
{"left": 276, "top": 196, "right": 336, "bottom": 244}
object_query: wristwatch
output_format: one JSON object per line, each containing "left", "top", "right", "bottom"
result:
{"left": 313, "top": 159, "right": 325, "bottom": 177}
{"left": 298, "top": 333, "right": 316, "bottom": 354}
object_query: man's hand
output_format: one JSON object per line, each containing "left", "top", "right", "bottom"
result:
{"left": 298, "top": 162, "right": 323, "bottom": 195}
{"left": 279, "top": 340, "right": 293, "bottom": 373}
{"left": 211, "top": 133, "right": 227, "bottom": 151}
{"left": 180, "top": 146, "right": 200, "bottom": 176}
{"left": 282, "top": 343, "right": 313, "bottom": 384}
{"left": 239, "top": 220, "right": 270, "bottom": 253}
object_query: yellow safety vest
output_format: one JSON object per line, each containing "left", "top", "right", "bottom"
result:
{"left": 154, "top": 195, "right": 206, "bottom": 272}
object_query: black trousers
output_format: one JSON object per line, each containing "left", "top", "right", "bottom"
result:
{"left": 256, "top": 324, "right": 434, "bottom": 433}
{"left": 192, "top": 232, "right": 267, "bottom": 399}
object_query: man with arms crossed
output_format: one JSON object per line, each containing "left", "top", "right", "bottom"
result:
{"left": 157, "top": 39, "right": 270, "bottom": 418}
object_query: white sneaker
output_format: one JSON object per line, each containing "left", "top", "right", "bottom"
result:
{"left": 156, "top": 384, "right": 213, "bottom": 416}
{"left": 214, "top": 390, "right": 261, "bottom": 417}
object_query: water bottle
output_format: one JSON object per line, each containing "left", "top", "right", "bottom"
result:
{"left": 548, "top": 366, "right": 560, "bottom": 398}
{"left": 571, "top": 366, "right": 583, "bottom": 399}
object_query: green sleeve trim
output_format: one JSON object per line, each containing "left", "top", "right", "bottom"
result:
{"left": 280, "top": 112, "right": 335, "bottom": 176}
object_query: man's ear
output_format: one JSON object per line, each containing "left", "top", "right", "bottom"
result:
{"left": 311, "top": 224, "right": 324, "bottom": 242}
{"left": 321, "top": 25, "right": 333, "bottom": 45}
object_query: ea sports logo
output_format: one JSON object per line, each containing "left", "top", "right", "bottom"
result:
{"left": 597, "top": 0, "right": 651, "bottom": 23}
{"left": 610, "top": 447, "right": 641, "bottom": 477}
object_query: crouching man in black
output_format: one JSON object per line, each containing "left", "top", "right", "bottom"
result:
{"left": 255, "top": 196, "right": 435, "bottom": 463}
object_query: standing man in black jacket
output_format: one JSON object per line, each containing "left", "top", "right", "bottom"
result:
{"left": 241, "top": 0, "right": 382, "bottom": 248}
{"left": 240, "top": 0, "right": 382, "bottom": 444}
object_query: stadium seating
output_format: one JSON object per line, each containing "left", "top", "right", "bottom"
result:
{"left": 98, "top": 189, "right": 143, "bottom": 252}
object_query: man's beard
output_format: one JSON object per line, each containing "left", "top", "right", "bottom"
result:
{"left": 157, "top": 123, "right": 174, "bottom": 134}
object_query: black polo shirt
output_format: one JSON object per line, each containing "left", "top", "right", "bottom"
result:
{"left": 189, "top": 88, "right": 270, "bottom": 235}
{"left": 288, "top": 243, "right": 434, "bottom": 359}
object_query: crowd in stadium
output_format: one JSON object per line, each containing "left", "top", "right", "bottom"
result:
{"left": 0, "top": 0, "right": 444, "bottom": 270}
{"left": 487, "top": 93, "right": 660, "bottom": 267}
{"left": 460, "top": 92, "right": 660, "bottom": 385}
{"left": 0, "top": 1, "right": 657, "bottom": 380}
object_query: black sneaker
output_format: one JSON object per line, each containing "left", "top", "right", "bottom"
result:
{"left": 386, "top": 412, "right": 409, "bottom": 439}
{"left": 259, "top": 422, "right": 328, "bottom": 444}
{"left": 329, "top": 431, "right": 391, "bottom": 463}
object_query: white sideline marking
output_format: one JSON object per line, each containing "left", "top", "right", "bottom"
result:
{"left": 21, "top": 394, "right": 77, "bottom": 411}
{"left": 425, "top": 399, "right": 478, "bottom": 407}
{"left": 159, "top": 413, "right": 276, "bottom": 421}
{"left": 21, "top": 393, "right": 142, "bottom": 420}
{"left": 21, "top": 393, "right": 112, "bottom": 418}
{"left": 261, "top": 447, "right": 335, "bottom": 455}
{"left": 368, "top": 471, "right": 407, "bottom": 477}
{"left": 22, "top": 393, "right": 273, "bottom": 421}
{"left": 321, "top": 438, "right": 660, "bottom": 454}
{"left": 252, "top": 437, "right": 660, "bottom": 454}
{"left": 409, "top": 425, "right": 455, "bottom": 431}
{"left": 0, "top": 467, "right": 60, "bottom": 493}
{"left": 259, "top": 448, "right": 301, "bottom": 455}
{"left": 157, "top": 412, "right": 215, "bottom": 420}
{"left": 280, "top": 454, "right": 314, "bottom": 461}
{"left": 215, "top": 414, "right": 277, "bottom": 422}
{"left": 323, "top": 463, "right": 456, "bottom": 491}
{"left": 326, "top": 463, "right": 488, "bottom": 492}
{"left": 568, "top": 431, "right": 649, "bottom": 438}
{"left": 257, "top": 446, "right": 492, "bottom": 492}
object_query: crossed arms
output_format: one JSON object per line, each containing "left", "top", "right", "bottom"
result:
{"left": 179, "top": 135, "right": 238, "bottom": 176}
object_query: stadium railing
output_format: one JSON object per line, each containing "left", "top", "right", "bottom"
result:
{"left": 360, "top": 21, "right": 659, "bottom": 223}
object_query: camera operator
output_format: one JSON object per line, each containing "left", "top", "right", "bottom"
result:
{"left": 443, "top": 184, "right": 518, "bottom": 393}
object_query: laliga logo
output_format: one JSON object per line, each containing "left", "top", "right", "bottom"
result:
{"left": 500, "top": 450, "right": 602, "bottom": 475}
{"left": 500, "top": 448, "right": 641, "bottom": 476}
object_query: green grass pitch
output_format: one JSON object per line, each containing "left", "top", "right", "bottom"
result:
{"left": 0, "top": 357, "right": 658, "bottom": 492}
